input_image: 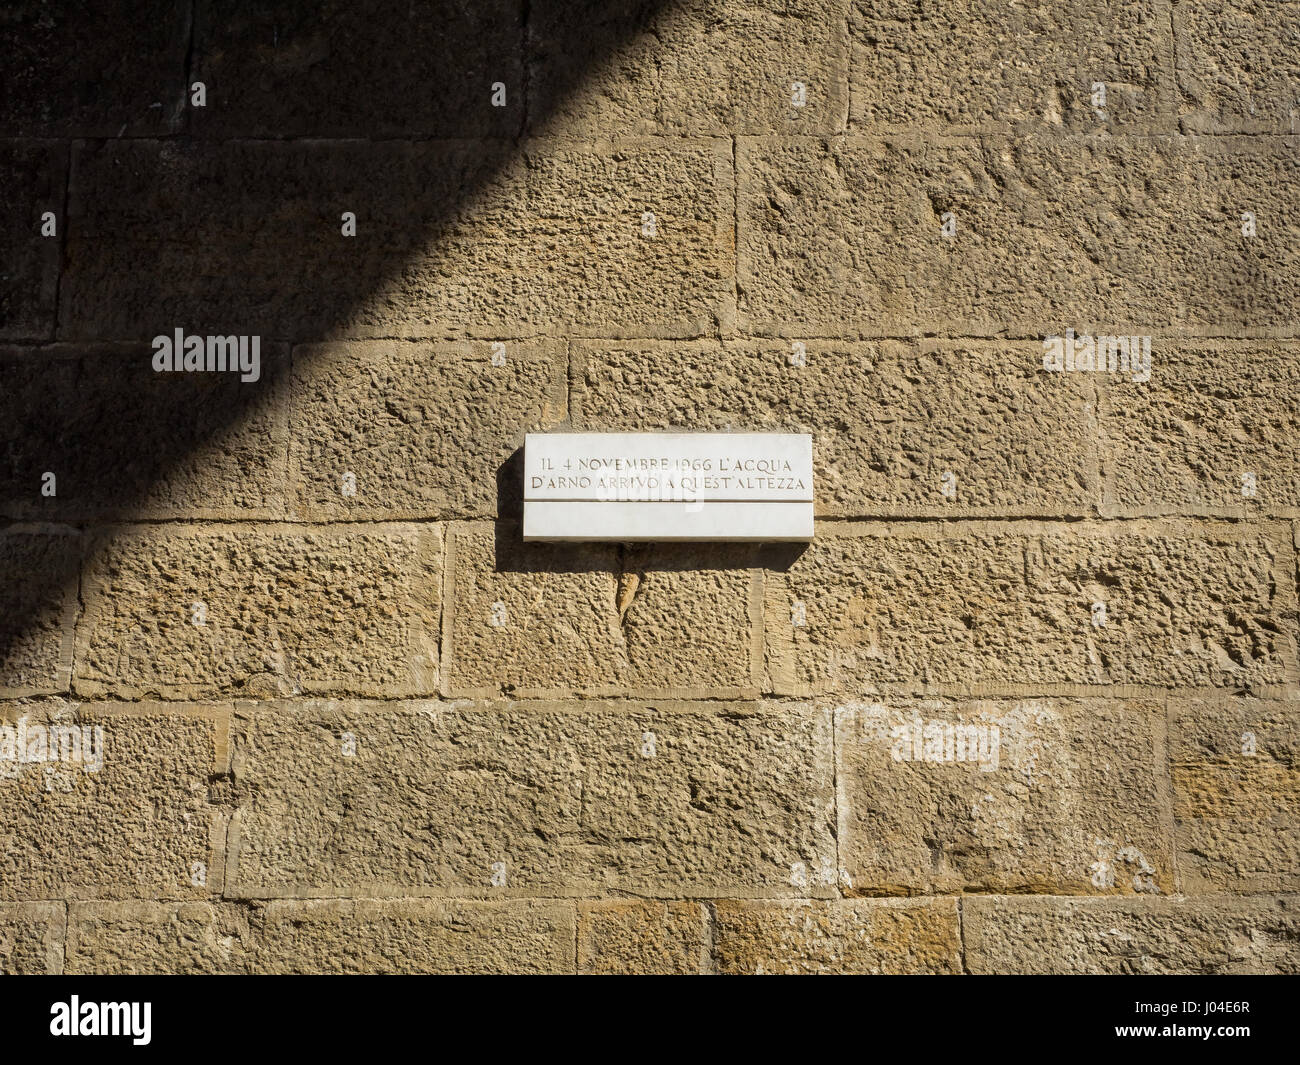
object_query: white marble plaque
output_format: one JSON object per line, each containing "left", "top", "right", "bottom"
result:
{"left": 522, "top": 432, "right": 814, "bottom": 542}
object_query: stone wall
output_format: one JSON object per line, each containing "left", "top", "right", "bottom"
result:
{"left": 1, "top": 0, "right": 1298, "bottom": 973}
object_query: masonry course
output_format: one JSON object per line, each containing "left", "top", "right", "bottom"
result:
{"left": 1, "top": 0, "right": 1295, "bottom": 973}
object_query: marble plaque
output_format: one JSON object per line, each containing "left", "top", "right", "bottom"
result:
{"left": 522, "top": 433, "right": 814, "bottom": 542}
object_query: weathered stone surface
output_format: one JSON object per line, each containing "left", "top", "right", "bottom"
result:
{"left": 289, "top": 340, "right": 565, "bottom": 519}
{"left": 531, "top": 0, "right": 849, "bottom": 135}
{"left": 836, "top": 697, "right": 1172, "bottom": 895}
{"left": 1101, "top": 341, "right": 1300, "bottom": 516}
{"left": 0, "top": 700, "right": 223, "bottom": 901}
{"left": 1171, "top": 697, "right": 1300, "bottom": 893}
{"left": 966, "top": 894, "right": 1300, "bottom": 974}
{"left": 577, "top": 900, "right": 707, "bottom": 974}
{"left": 0, "top": 902, "right": 64, "bottom": 974}
{"left": 66, "top": 897, "right": 574, "bottom": 974}
{"left": 254, "top": 898, "right": 574, "bottom": 974}
{"left": 713, "top": 898, "right": 961, "bottom": 974}
{"left": 0, "top": 141, "right": 65, "bottom": 340}
{"left": 0, "top": 2, "right": 188, "bottom": 136}
{"left": 191, "top": 0, "right": 523, "bottom": 138}
{"left": 0, "top": 344, "right": 288, "bottom": 520}
{"left": 1176, "top": 1, "right": 1300, "bottom": 133}
{"left": 0, "top": 527, "right": 79, "bottom": 697}
{"left": 4, "top": 0, "right": 1298, "bottom": 977}
{"left": 74, "top": 524, "right": 440, "bottom": 700}
{"left": 225, "top": 700, "right": 836, "bottom": 898}
{"left": 62, "top": 138, "right": 734, "bottom": 341}
{"left": 574, "top": 339, "right": 1099, "bottom": 516}
{"left": 444, "top": 523, "right": 758, "bottom": 697}
{"left": 849, "top": 0, "right": 1174, "bottom": 133}
{"left": 764, "top": 521, "right": 1296, "bottom": 693}
{"left": 737, "top": 135, "right": 1300, "bottom": 335}
{"left": 65, "top": 901, "right": 254, "bottom": 975}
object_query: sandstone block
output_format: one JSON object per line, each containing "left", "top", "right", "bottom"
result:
{"left": 225, "top": 699, "right": 836, "bottom": 898}
{"left": 74, "top": 524, "right": 440, "bottom": 699}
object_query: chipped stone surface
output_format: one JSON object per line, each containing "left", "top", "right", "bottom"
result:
{"left": 1171, "top": 697, "right": 1300, "bottom": 893}
{"left": 443, "top": 523, "right": 759, "bottom": 697}
{"left": 574, "top": 339, "right": 1099, "bottom": 516}
{"left": 1101, "top": 341, "right": 1300, "bottom": 516}
{"left": 713, "top": 898, "right": 961, "bottom": 974}
{"left": 1, "top": 344, "right": 289, "bottom": 520}
{"left": 835, "top": 697, "right": 1172, "bottom": 895}
{"left": 64, "top": 898, "right": 575, "bottom": 974}
{"left": 74, "top": 524, "right": 440, "bottom": 700}
{"left": 225, "top": 700, "right": 836, "bottom": 899}
{"left": 1176, "top": 1, "right": 1300, "bottom": 133}
{"left": 531, "top": 0, "right": 850, "bottom": 135}
{"left": 0, "top": 527, "right": 79, "bottom": 697}
{"left": 764, "top": 521, "right": 1296, "bottom": 694}
{"left": 0, "top": 700, "right": 223, "bottom": 901}
{"left": 849, "top": 0, "right": 1175, "bottom": 133}
{"left": 577, "top": 900, "right": 708, "bottom": 974}
{"left": 61, "top": 138, "right": 734, "bottom": 341}
{"left": 191, "top": 0, "right": 525, "bottom": 139}
{"left": 0, "top": 2, "right": 188, "bottom": 137}
{"left": 0, "top": 902, "right": 65, "bottom": 974}
{"left": 1, "top": 0, "right": 1297, "bottom": 975}
{"left": 289, "top": 340, "right": 566, "bottom": 520}
{"left": 738, "top": 135, "right": 1300, "bottom": 335}
{"left": 966, "top": 895, "right": 1300, "bottom": 974}
{"left": 0, "top": 141, "right": 65, "bottom": 341}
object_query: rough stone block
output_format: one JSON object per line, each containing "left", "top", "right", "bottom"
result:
{"left": 65, "top": 901, "right": 253, "bottom": 975}
{"left": 443, "top": 523, "right": 758, "bottom": 697}
{"left": 0, "top": 142, "right": 65, "bottom": 340}
{"left": 1171, "top": 697, "right": 1300, "bottom": 893}
{"left": 850, "top": 0, "right": 1174, "bottom": 132}
{"left": 0, "top": 344, "right": 288, "bottom": 520}
{"left": 577, "top": 900, "right": 707, "bottom": 974}
{"left": 713, "top": 898, "right": 961, "bottom": 974}
{"left": 764, "top": 521, "right": 1297, "bottom": 693}
{"left": 289, "top": 340, "right": 565, "bottom": 519}
{"left": 966, "top": 894, "right": 1300, "bottom": 974}
{"left": 254, "top": 898, "right": 573, "bottom": 974}
{"left": 74, "top": 524, "right": 440, "bottom": 699}
{"left": 62, "top": 138, "right": 734, "bottom": 340}
{"left": 0, "top": 2, "right": 188, "bottom": 136}
{"left": 0, "top": 526, "right": 79, "bottom": 697}
{"left": 225, "top": 700, "right": 836, "bottom": 898}
{"left": 0, "top": 700, "right": 224, "bottom": 900}
{"left": 574, "top": 338, "right": 1099, "bottom": 516}
{"left": 1100, "top": 341, "right": 1300, "bottom": 516}
{"left": 836, "top": 697, "right": 1172, "bottom": 895}
{"left": 737, "top": 135, "right": 1300, "bottom": 335}
{"left": 531, "top": 0, "right": 849, "bottom": 134}
{"left": 192, "top": 0, "right": 524, "bottom": 138}
{"left": 1176, "top": 1, "right": 1300, "bottom": 133}
{"left": 0, "top": 902, "right": 65, "bottom": 974}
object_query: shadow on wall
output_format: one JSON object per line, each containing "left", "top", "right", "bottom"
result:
{"left": 1, "top": 0, "right": 709, "bottom": 681}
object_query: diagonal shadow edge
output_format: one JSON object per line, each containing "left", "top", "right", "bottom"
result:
{"left": 0, "top": 0, "right": 698, "bottom": 697}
